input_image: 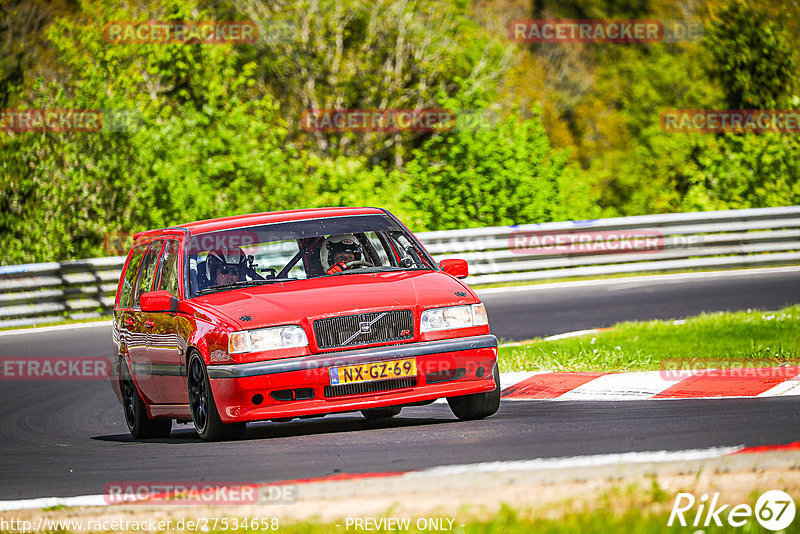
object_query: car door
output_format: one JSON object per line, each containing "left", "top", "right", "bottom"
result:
{"left": 128, "top": 239, "right": 164, "bottom": 404}
{"left": 115, "top": 241, "right": 148, "bottom": 388}
{"left": 148, "top": 238, "right": 190, "bottom": 405}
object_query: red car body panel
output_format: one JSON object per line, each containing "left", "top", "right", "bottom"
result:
{"left": 110, "top": 208, "right": 498, "bottom": 426}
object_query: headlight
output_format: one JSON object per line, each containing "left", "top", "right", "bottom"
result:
{"left": 228, "top": 325, "right": 308, "bottom": 354}
{"left": 420, "top": 304, "right": 489, "bottom": 332}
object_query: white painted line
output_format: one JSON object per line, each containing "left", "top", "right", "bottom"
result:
{"left": 0, "top": 321, "right": 111, "bottom": 337}
{"left": 500, "top": 327, "right": 611, "bottom": 346}
{"left": 0, "top": 494, "right": 107, "bottom": 512}
{"left": 474, "top": 266, "right": 800, "bottom": 295}
{"left": 404, "top": 446, "right": 744, "bottom": 478}
{"left": 543, "top": 329, "right": 598, "bottom": 341}
{"left": 555, "top": 371, "right": 680, "bottom": 401}
{"left": 499, "top": 329, "right": 600, "bottom": 347}
{"left": 498, "top": 340, "right": 532, "bottom": 347}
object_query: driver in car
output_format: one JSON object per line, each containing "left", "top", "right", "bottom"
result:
{"left": 323, "top": 234, "right": 364, "bottom": 275}
{"left": 206, "top": 246, "right": 247, "bottom": 286}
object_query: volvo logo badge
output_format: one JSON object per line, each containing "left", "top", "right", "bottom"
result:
{"left": 342, "top": 312, "right": 388, "bottom": 345}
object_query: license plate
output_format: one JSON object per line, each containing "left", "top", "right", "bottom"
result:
{"left": 329, "top": 358, "right": 416, "bottom": 385}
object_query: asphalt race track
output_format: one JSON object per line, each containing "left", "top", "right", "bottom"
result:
{"left": 1, "top": 268, "right": 799, "bottom": 500}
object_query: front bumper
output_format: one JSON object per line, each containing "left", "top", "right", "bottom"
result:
{"left": 207, "top": 334, "right": 498, "bottom": 422}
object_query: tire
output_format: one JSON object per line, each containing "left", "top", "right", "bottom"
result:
{"left": 120, "top": 359, "right": 172, "bottom": 439}
{"left": 447, "top": 364, "right": 501, "bottom": 421}
{"left": 361, "top": 406, "right": 402, "bottom": 420}
{"left": 188, "top": 354, "right": 246, "bottom": 441}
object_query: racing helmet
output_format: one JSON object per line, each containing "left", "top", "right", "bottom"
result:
{"left": 206, "top": 246, "right": 246, "bottom": 284}
{"left": 320, "top": 234, "right": 362, "bottom": 270}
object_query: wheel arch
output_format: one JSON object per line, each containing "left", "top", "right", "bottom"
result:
{"left": 116, "top": 355, "right": 147, "bottom": 408}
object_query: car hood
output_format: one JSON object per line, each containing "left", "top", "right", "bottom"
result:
{"left": 190, "top": 270, "right": 476, "bottom": 330}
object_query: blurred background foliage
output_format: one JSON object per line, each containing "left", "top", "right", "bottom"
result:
{"left": 1, "top": 0, "right": 799, "bottom": 263}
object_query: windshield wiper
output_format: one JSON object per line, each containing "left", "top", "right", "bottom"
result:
{"left": 197, "top": 278, "right": 293, "bottom": 294}
{"left": 326, "top": 266, "right": 416, "bottom": 276}
{"left": 359, "top": 266, "right": 408, "bottom": 272}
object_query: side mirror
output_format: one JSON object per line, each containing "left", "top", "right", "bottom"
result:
{"left": 140, "top": 290, "right": 179, "bottom": 313}
{"left": 440, "top": 258, "right": 468, "bottom": 279}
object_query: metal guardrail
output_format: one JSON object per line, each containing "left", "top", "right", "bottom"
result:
{"left": 0, "top": 257, "right": 125, "bottom": 328}
{"left": 1, "top": 206, "right": 799, "bottom": 328}
{"left": 419, "top": 205, "right": 800, "bottom": 285}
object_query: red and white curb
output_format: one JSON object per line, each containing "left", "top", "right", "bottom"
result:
{"left": 2, "top": 443, "right": 798, "bottom": 512}
{"left": 499, "top": 368, "right": 800, "bottom": 400}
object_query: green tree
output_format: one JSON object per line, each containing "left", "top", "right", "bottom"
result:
{"left": 402, "top": 96, "right": 586, "bottom": 230}
{"left": 704, "top": 0, "right": 798, "bottom": 109}
{"left": 675, "top": 0, "right": 800, "bottom": 211}
{"left": 236, "top": 0, "right": 513, "bottom": 168}
{"left": 0, "top": 0, "right": 303, "bottom": 263}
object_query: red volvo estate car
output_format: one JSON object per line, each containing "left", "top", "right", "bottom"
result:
{"left": 110, "top": 207, "right": 499, "bottom": 440}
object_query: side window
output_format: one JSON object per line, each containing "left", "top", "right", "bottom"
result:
{"left": 132, "top": 240, "right": 164, "bottom": 308}
{"left": 118, "top": 243, "right": 148, "bottom": 309}
{"left": 156, "top": 240, "right": 181, "bottom": 297}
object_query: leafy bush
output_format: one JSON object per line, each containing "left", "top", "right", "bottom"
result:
{"left": 402, "top": 95, "right": 589, "bottom": 230}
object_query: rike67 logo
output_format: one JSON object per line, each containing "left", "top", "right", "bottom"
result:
{"left": 668, "top": 490, "right": 796, "bottom": 531}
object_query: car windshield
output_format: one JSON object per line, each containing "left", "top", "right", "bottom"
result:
{"left": 186, "top": 213, "right": 436, "bottom": 297}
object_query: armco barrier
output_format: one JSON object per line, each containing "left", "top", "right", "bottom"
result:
{"left": 0, "top": 257, "right": 125, "bottom": 328}
{"left": 419, "top": 205, "right": 800, "bottom": 285}
{"left": 1, "top": 206, "right": 799, "bottom": 328}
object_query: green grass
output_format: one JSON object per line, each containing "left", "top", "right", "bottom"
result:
{"left": 5, "top": 479, "right": 797, "bottom": 534}
{"left": 499, "top": 305, "right": 800, "bottom": 373}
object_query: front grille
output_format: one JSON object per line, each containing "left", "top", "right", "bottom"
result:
{"left": 324, "top": 377, "right": 417, "bottom": 398}
{"left": 314, "top": 310, "right": 413, "bottom": 350}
